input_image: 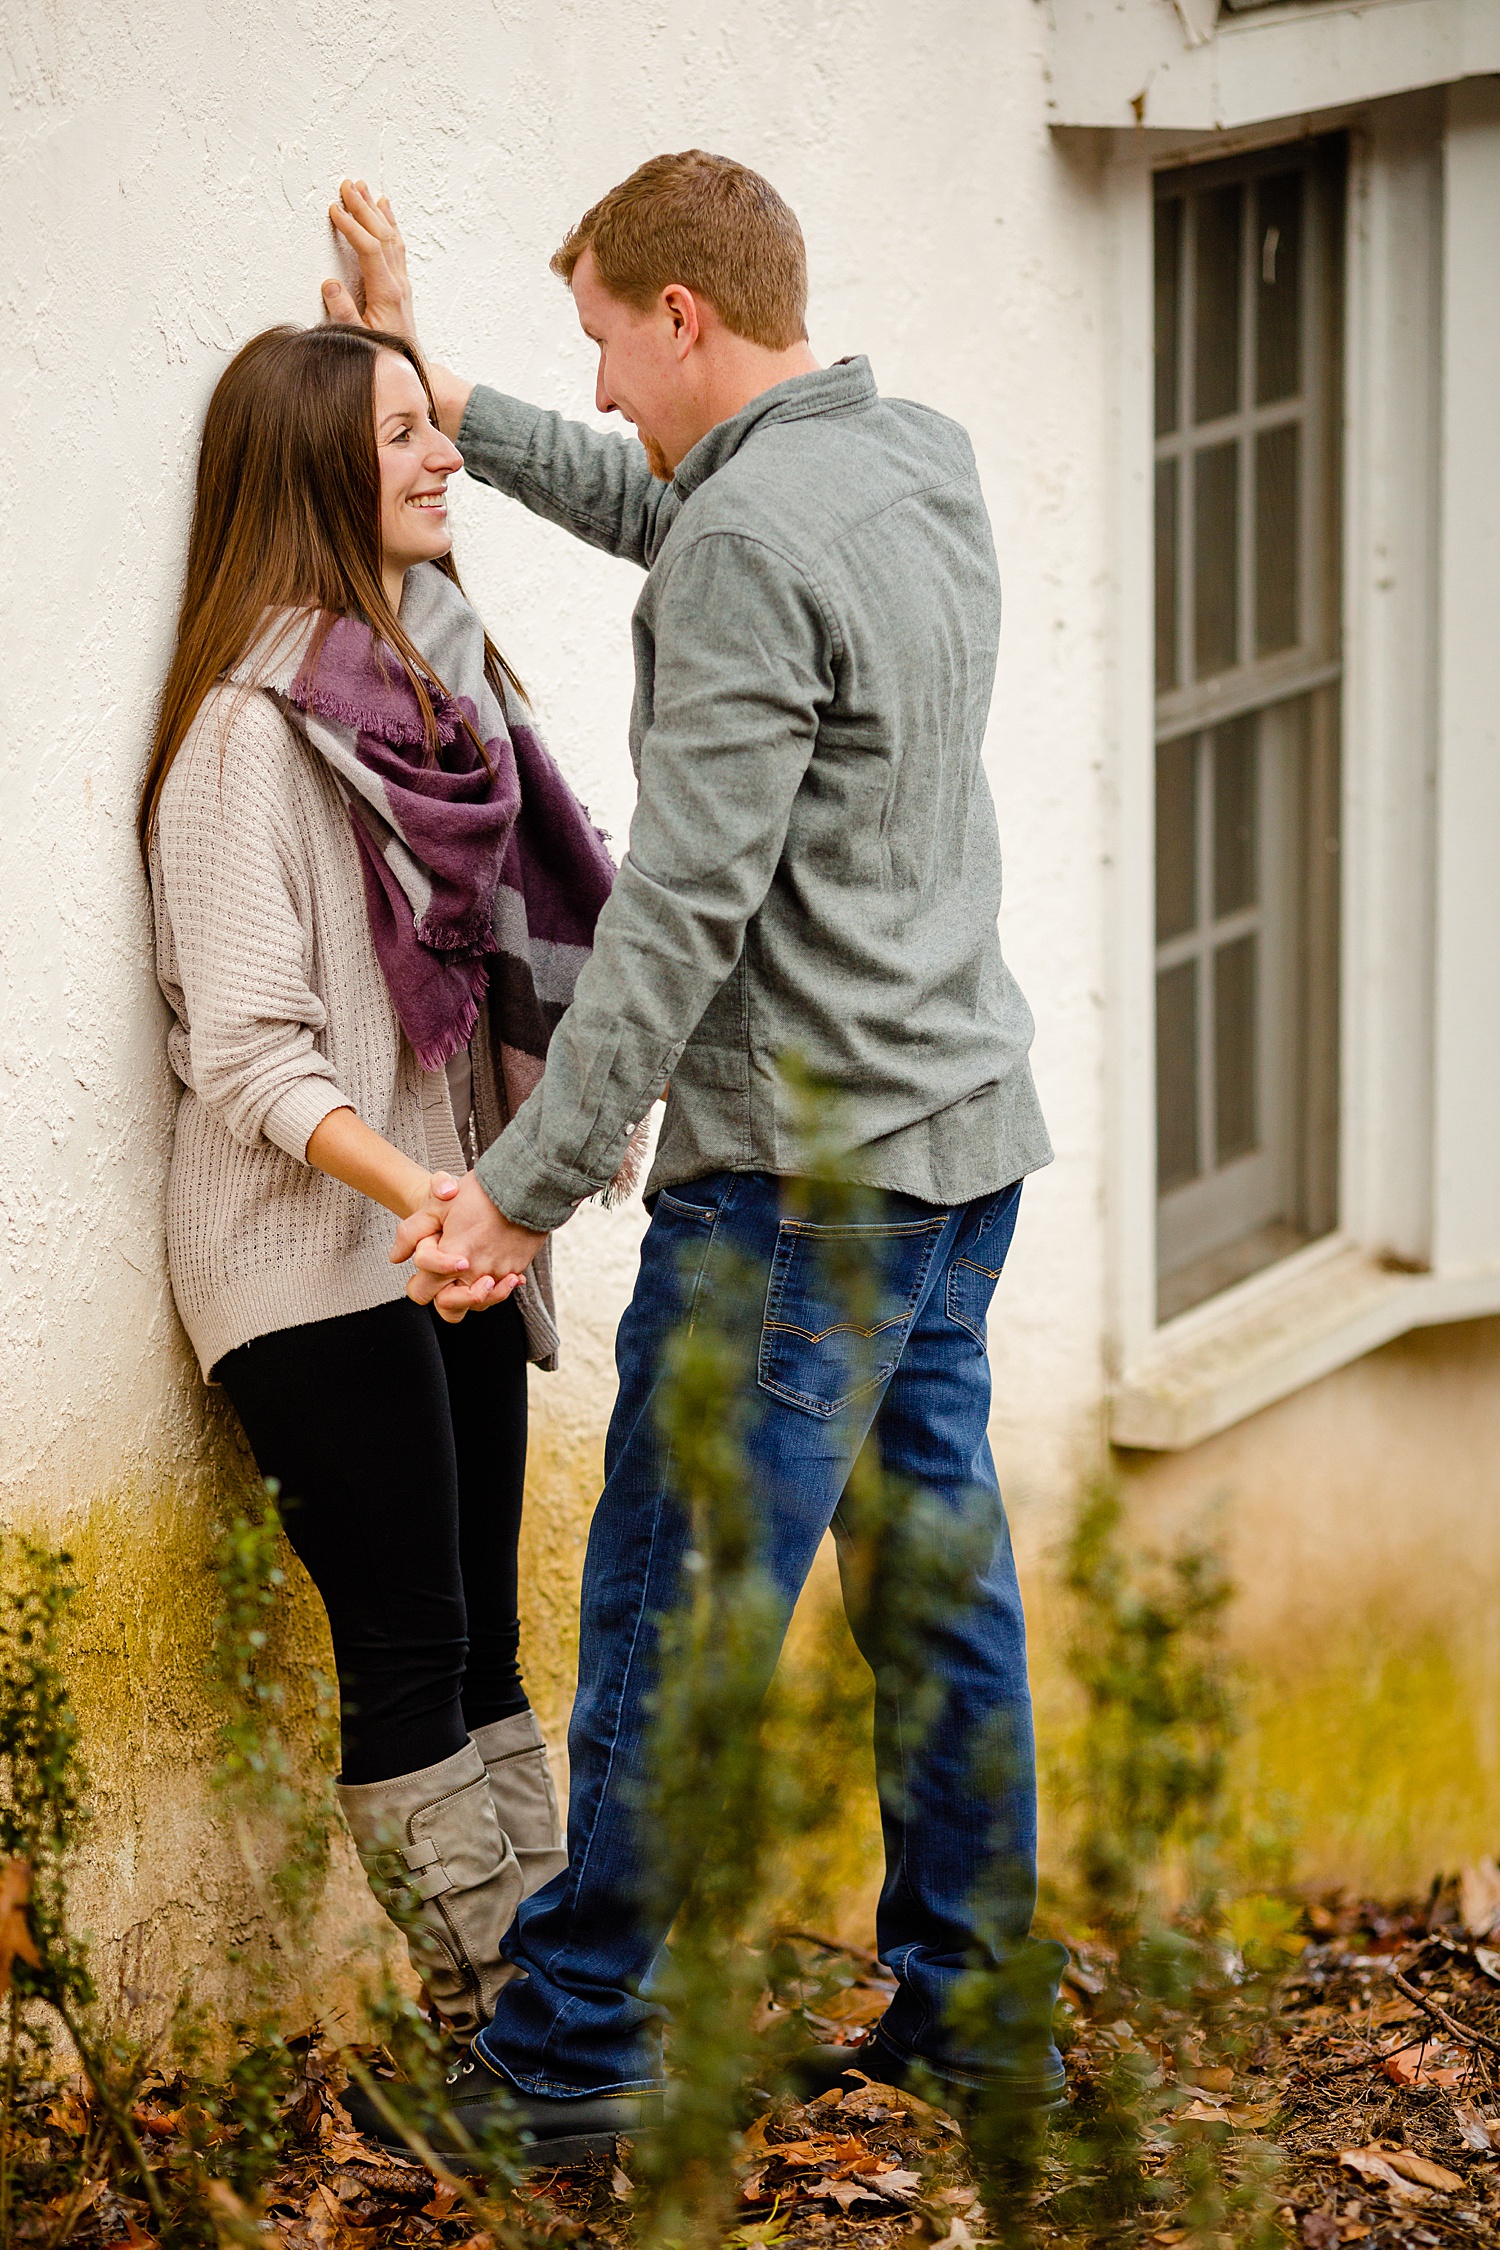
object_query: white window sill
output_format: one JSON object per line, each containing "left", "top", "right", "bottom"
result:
{"left": 1110, "top": 1235, "right": 1500, "bottom": 1449}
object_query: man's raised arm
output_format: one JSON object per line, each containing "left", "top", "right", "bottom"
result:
{"left": 324, "top": 182, "right": 668, "bottom": 567}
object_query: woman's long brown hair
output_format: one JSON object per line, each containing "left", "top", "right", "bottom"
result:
{"left": 139, "top": 322, "right": 520, "bottom": 855}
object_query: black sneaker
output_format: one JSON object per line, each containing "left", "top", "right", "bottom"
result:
{"left": 341, "top": 2042, "right": 665, "bottom": 2172}
{"left": 787, "top": 2029, "right": 1067, "bottom": 2118}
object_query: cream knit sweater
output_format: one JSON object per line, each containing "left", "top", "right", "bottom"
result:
{"left": 151, "top": 684, "right": 473, "bottom": 1379}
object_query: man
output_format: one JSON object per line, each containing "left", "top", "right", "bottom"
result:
{"left": 323, "top": 152, "right": 1066, "bottom": 2163}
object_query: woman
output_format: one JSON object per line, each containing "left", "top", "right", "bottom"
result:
{"left": 141, "top": 321, "right": 617, "bottom": 2037}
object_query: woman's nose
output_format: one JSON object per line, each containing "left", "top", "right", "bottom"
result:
{"left": 430, "top": 434, "right": 464, "bottom": 473}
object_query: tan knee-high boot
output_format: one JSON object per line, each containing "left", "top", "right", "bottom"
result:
{"left": 469, "top": 1712, "right": 567, "bottom": 1900}
{"left": 337, "top": 1740, "right": 523, "bottom": 2038}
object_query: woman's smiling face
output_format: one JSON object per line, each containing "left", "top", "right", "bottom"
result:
{"left": 374, "top": 349, "right": 464, "bottom": 598}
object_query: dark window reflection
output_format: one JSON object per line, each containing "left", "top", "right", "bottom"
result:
{"left": 1194, "top": 186, "right": 1242, "bottom": 424}
{"left": 1156, "top": 736, "right": 1197, "bottom": 941}
{"left": 1155, "top": 458, "right": 1179, "bottom": 693}
{"left": 1256, "top": 171, "right": 1303, "bottom": 405}
{"left": 1213, "top": 717, "right": 1257, "bottom": 916}
{"left": 1214, "top": 935, "right": 1258, "bottom": 1162}
{"left": 1194, "top": 442, "right": 1239, "bottom": 676}
{"left": 1255, "top": 421, "right": 1300, "bottom": 654}
{"left": 1157, "top": 960, "right": 1200, "bottom": 1191}
{"left": 1155, "top": 197, "right": 1182, "bottom": 437}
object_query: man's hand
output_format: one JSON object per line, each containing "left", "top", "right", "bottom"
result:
{"left": 393, "top": 1169, "right": 545, "bottom": 1324}
{"left": 322, "top": 180, "right": 474, "bottom": 438}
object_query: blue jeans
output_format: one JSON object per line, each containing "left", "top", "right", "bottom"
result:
{"left": 476, "top": 1171, "right": 1065, "bottom": 2097}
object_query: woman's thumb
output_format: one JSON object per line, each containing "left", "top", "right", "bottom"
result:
{"left": 322, "top": 278, "right": 361, "bottom": 325}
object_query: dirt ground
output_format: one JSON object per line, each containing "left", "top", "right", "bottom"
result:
{"left": 10, "top": 1889, "right": 1500, "bottom": 2248}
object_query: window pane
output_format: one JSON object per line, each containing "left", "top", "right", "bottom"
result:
{"left": 1214, "top": 934, "right": 1258, "bottom": 1162}
{"left": 1155, "top": 458, "right": 1179, "bottom": 692}
{"left": 1255, "top": 170, "right": 1303, "bottom": 405}
{"left": 1212, "top": 715, "right": 1257, "bottom": 916}
{"left": 1156, "top": 737, "right": 1197, "bottom": 941}
{"left": 1193, "top": 185, "right": 1242, "bottom": 424}
{"left": 1157, "top": 960, "right": 1200, "bottom": 1191}
{"left": 1193, "top": 442, "right": 1239, "bottom": 677}
{"left": 1255, "top": 421, "right": 1300, "bottom": 655}
{"left": 1155, "top": 197, "right": 1182, "bottom": 437}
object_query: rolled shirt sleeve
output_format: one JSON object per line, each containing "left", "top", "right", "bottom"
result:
{"left": 475, "top": 530, "right": 836, "bottom": 1231}
{"left": 154, "top": 713, "right": 356, "bottom": 1160}
{"left": 457, "top": 385, "right": 677, "bottom": 568}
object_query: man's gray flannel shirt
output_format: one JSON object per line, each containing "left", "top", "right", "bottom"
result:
{"left": 460, "top": 355, "right": 1051, "bottom": 1234}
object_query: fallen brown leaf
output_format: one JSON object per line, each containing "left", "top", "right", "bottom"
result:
{"left": 813, "top": 2177, "right": 884, "bottom": 2209}
{"left": 767, "top": 2135, "right": 869, "bottom": 2170}
{"left": 0, "top": 1858, "right": 43, "bottom": 1999}
{"left": 610, "top": 2166, "right": 634, "bottom": 2201}
{"left": 45, "top": 2084, "right": 90, "bottom": 2136}
{"left": 1338, "top": 2145, "right": 1459, "bottom": 2202}
{"left": 422, "top": 2180, "right": 458, "bottom": 2218}
{"left": 1379, "top": 2042, "right": 1461, "bottom": 2088}
{"left": 1194, "top": 2066, "right": 1235, "bottom": 2091}
{"left": 1382, "top": 2151, "right": 1464, "bottom": 2193}
{"left": 1460, "top": 1859, "right": 1500, "bottom": 1941}
{"left": 929, "top": 2218, "right": 975, "bottom": 2250}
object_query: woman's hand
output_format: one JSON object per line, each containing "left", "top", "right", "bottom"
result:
{"left": 322, "top": 181, "right": 475, "bottom": 438}
{"left": 392, "top": 1169, "right": 471, "bottom": 1287}
{"left": 324, "top": 180, "right": 416, "bottom": 341}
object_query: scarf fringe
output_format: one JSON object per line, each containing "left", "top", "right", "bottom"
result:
{"left": 596, "top": 1116, "right": 652, "bottom": 1208}
{"left": 411, "top": 978, "right": 485, "bottom": 1075}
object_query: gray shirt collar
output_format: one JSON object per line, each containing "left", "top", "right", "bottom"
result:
{"left": 670, "top": 355, "right": 878, "bottom": 499}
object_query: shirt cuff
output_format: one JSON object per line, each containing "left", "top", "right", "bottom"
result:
{"left": 261, "top": 1079, "right": 354, "bottom": 1163}
{"left": 475, "top": 1125, "right": 587, "bottom": 1235}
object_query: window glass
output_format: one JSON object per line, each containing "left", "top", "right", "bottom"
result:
{"left": 1194, "top": 185, "right": 1243, "bottom": 424}
{"left": 1152, "top": 142, "right": 1344, "bottom": 1323}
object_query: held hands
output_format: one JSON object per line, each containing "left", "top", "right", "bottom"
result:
{"left": 391, "top": 1169, "right": 545, "bottom": 1325}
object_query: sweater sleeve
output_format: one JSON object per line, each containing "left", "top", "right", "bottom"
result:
{"left": 456, "top": 385, "right": 675, "bottom": 567}
{"left": 154, "top": 694, "right": 356, "bottom": 1160}
{"left": 475, "top": 529, "right": 832, "bottom": 1231}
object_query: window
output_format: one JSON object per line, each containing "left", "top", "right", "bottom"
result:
{"left": 1152, "top": 141, "right": 1344, "bottom": 1322}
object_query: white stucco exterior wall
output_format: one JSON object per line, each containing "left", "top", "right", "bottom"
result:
{"left": 0, "top": 0, "right": 1109, "bottom": 1520}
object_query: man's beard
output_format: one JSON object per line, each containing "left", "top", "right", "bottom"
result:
{"left": 639, "top": 429, "right": 673, "bottom": 482}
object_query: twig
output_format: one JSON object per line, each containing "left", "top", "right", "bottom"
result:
{"left": 1389, "top": 1967, "right": 1500, "bottom": 2060}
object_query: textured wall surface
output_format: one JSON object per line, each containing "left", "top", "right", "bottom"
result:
{"left": 1, "top": 0, "right": 1495, "bottom": 2022}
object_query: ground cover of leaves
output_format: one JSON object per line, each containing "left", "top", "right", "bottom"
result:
{"left": 8, "top": 1885, "right": 1500, "bottom": 2249}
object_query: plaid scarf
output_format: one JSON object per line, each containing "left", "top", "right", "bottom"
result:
{"left": 260, "top": 565, "right": 614, "bottom": 1142}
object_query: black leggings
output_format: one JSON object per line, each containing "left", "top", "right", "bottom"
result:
{"left": 215, "top": 1295, "right": 530, "bottom": 1785}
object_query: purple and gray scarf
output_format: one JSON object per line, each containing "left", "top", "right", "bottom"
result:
{"left": 263, "top": 564, "right": 614, "bottom": 1135}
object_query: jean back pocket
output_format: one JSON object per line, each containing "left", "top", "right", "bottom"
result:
{"left": 758, "top": 1214, "right": 949, "bottom": 1419}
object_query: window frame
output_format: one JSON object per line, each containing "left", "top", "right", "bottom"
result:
{"left": 1100, "top": 89, "right": 1497, "bottom": 1437}
{"left": 1150, "top": 138, "right": 1346, "bottom": 1322}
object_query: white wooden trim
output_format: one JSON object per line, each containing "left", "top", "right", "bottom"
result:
{"left": 1431, "top": 78, "right": 1500, "bottom": 1275}
{"left": 1047, "top": 0, "right": 1500, "bottom": 135}
{"left": 1102, "top": 150, "right": 1160, "bottom": 1380}
{"left": 1112, "top": 1239, "right": 1500, "bottom": 1448}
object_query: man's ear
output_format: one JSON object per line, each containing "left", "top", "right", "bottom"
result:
{"left": 661, "top": 284, "right": 702, "bottom": 358}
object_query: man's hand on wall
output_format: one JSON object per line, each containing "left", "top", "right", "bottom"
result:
{"left": 323, "top": 180, "right": 474, "bottom": 438}
{"left": 392, "top": 1168, "right": 545, "bottom": 1325}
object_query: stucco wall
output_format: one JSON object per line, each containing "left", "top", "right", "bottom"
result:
{"left": 2, "top": 0, "right": 1493, "bottom": 2024}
